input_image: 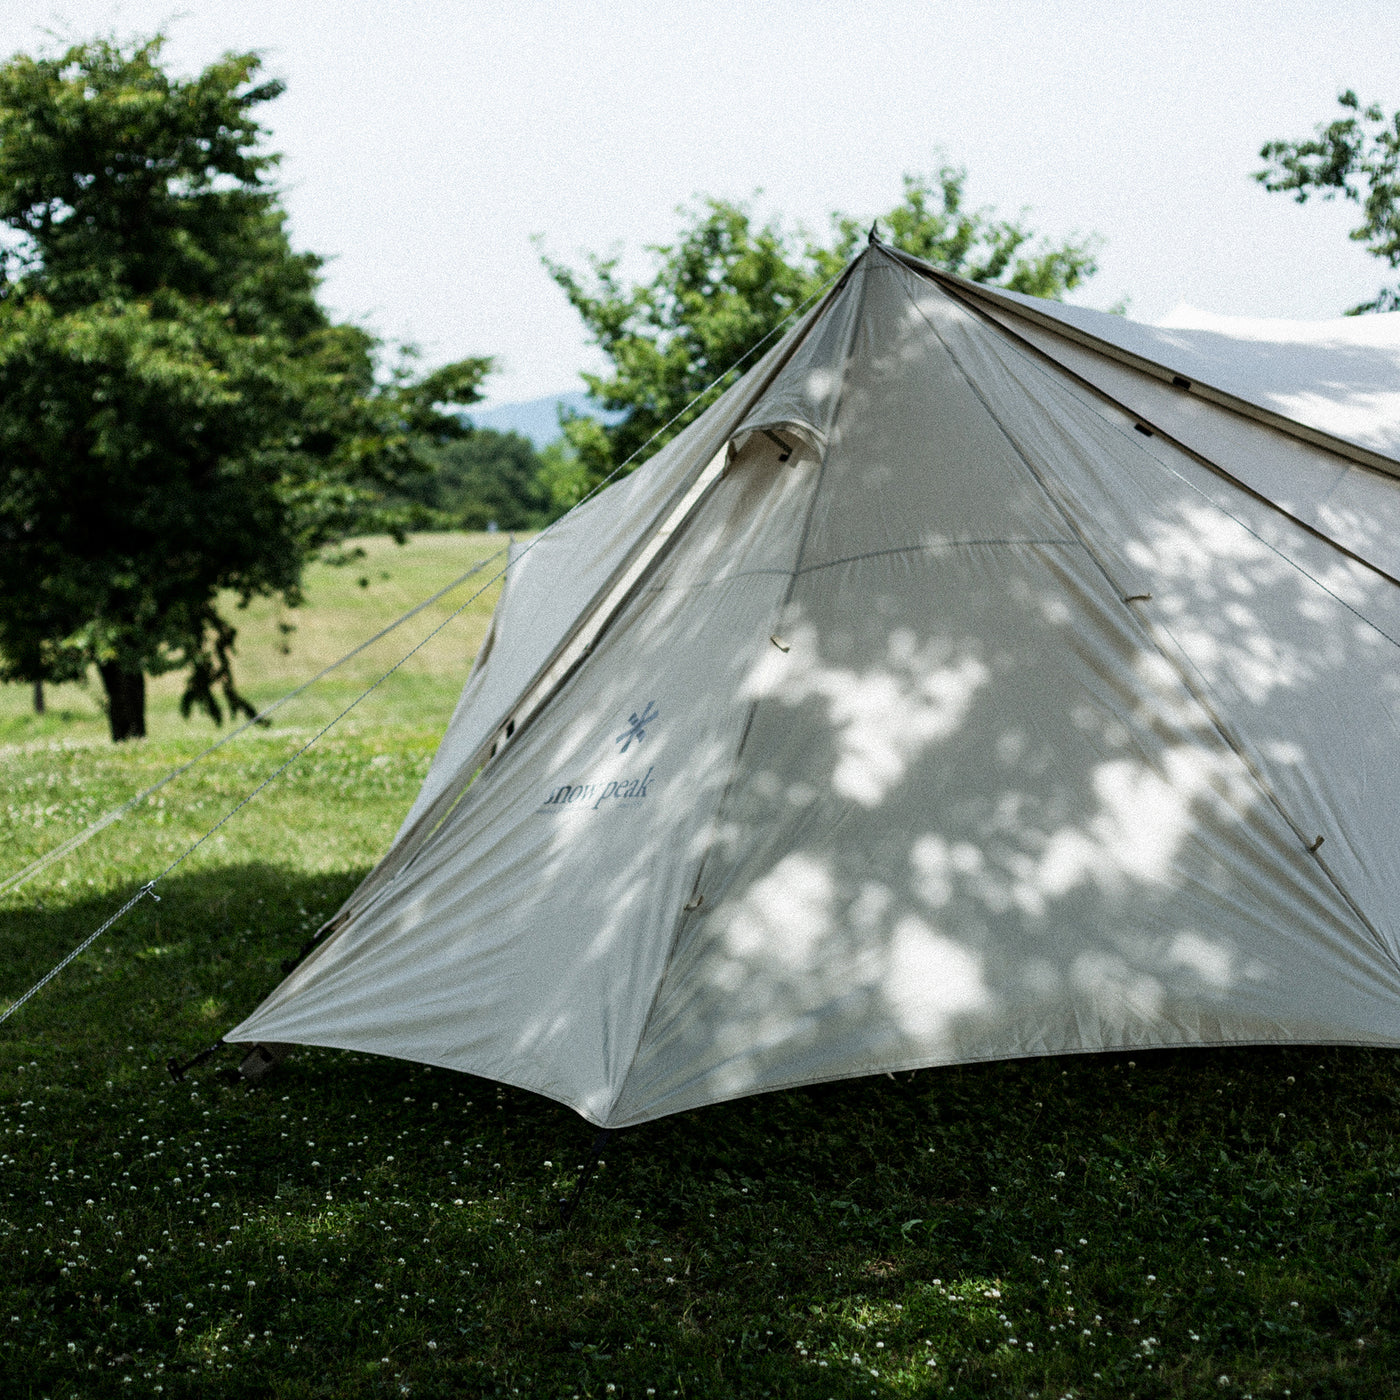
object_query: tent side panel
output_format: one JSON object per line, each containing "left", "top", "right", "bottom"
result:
{"left": 962, "top": 301, "right": 1400, "bottom": 583}
{"left": 926, "top": 273, "right": 1400, "bottom": 970}
{"left": 224, "top": 429, "right": 826, "bottom": 1122}
{"left": 315, "top": 280, "right": 855, "bottom": 935}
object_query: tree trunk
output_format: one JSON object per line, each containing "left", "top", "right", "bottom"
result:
{"left": 98, "top": 662, "right": 146, "bottom": 742}
{"left": 32, "top": 680, "right": 44, "bottom": 714}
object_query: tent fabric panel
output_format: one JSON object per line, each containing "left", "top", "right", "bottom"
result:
{"left": 793, "top": 255, "right": 1079, "bottom": 573}
{"left": 226, "top": 430, "right": 822, "bottom": 1122}
{"left": 962, "top": 301, "right": 1400, "bottom": 583}
{"left": 387, "top": 459, "right": 668, "bottom": 844}
{"left": 327, "top": 285, "right": 855, "bottom": 927}
{"left": 921, "top": 273, "right": 1400, "bottom": 968}
{"left": 611, "top": 541, "right": 1400, "bottom": 1125}
{"left": 951, "top": 278, "right": 1400, "bottom": 465}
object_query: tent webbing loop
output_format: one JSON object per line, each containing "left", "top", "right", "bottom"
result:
{"left": 0, "top": 273, "right": 840, "bottom": 1034}
{"left": 0, "top": 551, "right": 507, "bottom": 900}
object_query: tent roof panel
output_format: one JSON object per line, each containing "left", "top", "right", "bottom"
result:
{"left": 940, "top": 276, "right": 1400, "bottom": 470}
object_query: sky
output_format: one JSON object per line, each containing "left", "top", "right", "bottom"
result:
{"left": 5, "top": 0, "right": 1396, "bottom": 407}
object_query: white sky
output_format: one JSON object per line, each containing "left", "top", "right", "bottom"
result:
{"left": 6, "top": 0, "right": 1396, "bottom": 406}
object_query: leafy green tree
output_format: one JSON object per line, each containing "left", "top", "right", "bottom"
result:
{"left": 540, "top": 167, "right": 1100, "bottom": 506}
{"left": 0, "top": 36, "right": 489, "bottom": 740}
{"left": 389, "top": 427, "right": 550, "bottom": 532}
{"left": 436, "top": 430, "right": 549, "bottom": 532}
{"left": 1258, "top": 91, "right": 1400, "bottom": 313}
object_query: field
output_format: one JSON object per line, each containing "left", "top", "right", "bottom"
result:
{"left": 2, "top": 532, "right": 1399, "bottom": 1398}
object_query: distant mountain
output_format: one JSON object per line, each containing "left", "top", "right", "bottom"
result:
{"left": 465, "top": 391, "right": 622, "bottom": 449}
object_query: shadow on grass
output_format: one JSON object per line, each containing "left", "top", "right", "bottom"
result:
{"left": 4, "top": 866, "right": 1400, "bottom": 1396}
{"left": 0, "top": 861, "right": 368, "bottom": 1060}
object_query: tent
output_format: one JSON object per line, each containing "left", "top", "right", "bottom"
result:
{"left": 227, "top": 241, "right": 1400, "bottom": 1128}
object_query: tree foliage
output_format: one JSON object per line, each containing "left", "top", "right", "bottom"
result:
{"left": 1258, "top": 90, "right": 1400, "bottom": 314}
{"left": 390, "top": 427, "right": 550, "bottom": 532}
{"left": 0, "top": 35, "right": 489, "bottom": 739}
{"left": 540, "top": 167, "right": 1100, "bottom": 507}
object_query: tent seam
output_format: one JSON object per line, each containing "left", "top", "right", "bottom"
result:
{"left": 630, "top": 538, "right": 1084, "bottom": 593}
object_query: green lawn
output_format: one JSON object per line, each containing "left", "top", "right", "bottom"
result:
{"left": 2, "top": 533, "right": 1399, "bottom": 1398}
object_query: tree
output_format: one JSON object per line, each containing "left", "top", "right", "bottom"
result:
{"left": 0, "top": 36, "right": 489, "bottom": 740}
{"left": 388, "top": 427, "right": 550, "bottom": 532}
{"left": 1257, "top": 91, "right": 1400, "bottom": 313}
{"left": 539, "top": 167, "right": 1100, "bottom": 507}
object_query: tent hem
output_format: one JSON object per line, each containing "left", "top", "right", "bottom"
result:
{"left": 225, "top": 1026, "right": 1400, "bottom": 1130}
{"left": 604, "top": 1030, "right": 1400, "bottom": 1127}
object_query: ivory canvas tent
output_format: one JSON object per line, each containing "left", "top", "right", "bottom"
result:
{"left": 228, "top": 241, "right": 1400, "bottom": 1128}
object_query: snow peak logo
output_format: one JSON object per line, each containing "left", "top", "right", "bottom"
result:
{"left": 615, "top": 700, "right": 657, "bottom": 753}
{"left": 540, "top": 766, "right": 654, "bottom": 812}
{"left": 538, "top": 701, "right": 659, "bottom": 814}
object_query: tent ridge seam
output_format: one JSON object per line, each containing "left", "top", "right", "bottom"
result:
{"left": 794, "top": 537, "right": 1082, "bottom": 576}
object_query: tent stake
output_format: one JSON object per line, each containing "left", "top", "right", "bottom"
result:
{"left": 558, "top": 1127, "right": 612, "bottom": 1230}
{"left": 167, "top": 1038, "right": 226, "bottom": 1082}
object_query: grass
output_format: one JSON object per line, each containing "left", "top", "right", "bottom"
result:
{"left": 0, "top": 532, "right": 509, "bottom": 747}
{"left": 3, "top": 533, "right": 1400, "bottom": 1397}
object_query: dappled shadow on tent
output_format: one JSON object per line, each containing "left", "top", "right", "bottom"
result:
{"left": 612, "top": 261, "right": 1400, "bottom": 1123}
{"left": 223, "top": 250, "right": 1400, "bottom": 1135}
{"left": 1147, "top": 326, "right": 1400, "bottom": 460}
